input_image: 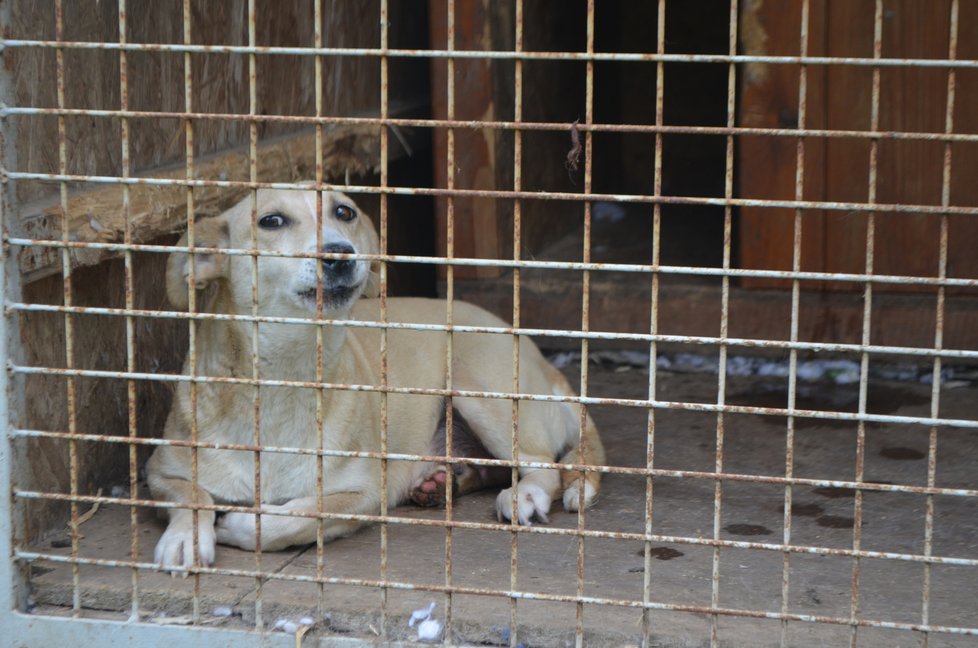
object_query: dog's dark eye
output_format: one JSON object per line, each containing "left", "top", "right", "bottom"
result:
{"left": 335, "top": 204, "right": 357, "bottom": 222}
{"left": 258, "top": 213, "right": 288, "bottom": 229}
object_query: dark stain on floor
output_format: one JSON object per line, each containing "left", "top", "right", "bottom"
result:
{"left": 728, "top": 382, "right": 929, "bottom": 428}
{"left": 778, "top": 502, "right": 825, "bottom": 517}
{"left": 816, "top": 515, "right": 855, "bottom": 529}
{"left": 635, "top": 546, "right": 685, "bottom": 561}
{"left": 724, "top": 523, "right": 773, "bottom": 536}
{"left": 880, "top": 446, "right": 926, "bottom": 460}
{"left": 812, "top": 486, "right": 856, "bottom": 499}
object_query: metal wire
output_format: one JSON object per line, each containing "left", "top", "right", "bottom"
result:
{"left": 1, "top": 2, "right": 976, "bottom": 647}
{"left": 5, "top": 38, "right": 978, "bottom": 69}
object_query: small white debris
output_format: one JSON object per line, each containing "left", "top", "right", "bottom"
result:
{"left": 88, "top": 216, "right": 108, "bottom": 233}
{"left": 409, "top": 601, "right": 436, "bottom": 627}
{"left": 151, "top": 614, "right": 196, "bottom": 626}
{"left": 549, "top": 351, "right": 577, "bottom": 369}
{"left": 594, "top": 201, "right": 627, "bottom": 224}
{"left": 408, "top": 601, "right": 442, "bottom": 641}
{"left": 756, "top": 361, "right": 789, "bottom": 378}
{"left": 212, "top": 606, "right": 233, "bottom": 617}
{"left": 110, "top": 485, "right": 129, "bottom": 498}
{"left": 272, "top": 616, "right": 311, "bottom": 633}
{"left": 725, "top": 356, "right": 754, "bottom": 377}
{"left": 417, "top": 617, "right": 443, "bottom": 641}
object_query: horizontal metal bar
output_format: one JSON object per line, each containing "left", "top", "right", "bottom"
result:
{"left": 3, "top": 39, "right": 978, "bottom": 69}
{"left": 12, "top": 430, "right": 978, "bottom": 499}
{"left": 10, "top": 364, "right": 978, "bottom": 430}
{"left": 14, "top": 551, "right": 978, "bottom": 632}
{"left": 7, "top": 106, "right": 978, "bottom": 144}
{"left": 10, "top": 238, "right": 978, "bottom": 289}
{"left": 8, "top": 301, "right": 978, "bottom": 362}
{"left": 6, "top": 172, "right": 978, "bottom": 216}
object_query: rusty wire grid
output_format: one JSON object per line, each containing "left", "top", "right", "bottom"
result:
{"left": 1, "top": 1, "right": 977, "bottom": 648}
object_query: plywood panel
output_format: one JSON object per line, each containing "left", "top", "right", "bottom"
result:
{"left": 6, "top": 0, "right": 431, "bottom": 544}
{"left": 737, "top": 0, "right": 978, "bottom": 292}
{"left": 738, "top": 0, "right": 827, "bottom": 288}
{"left": 9, "top": 0, "right": 384, "bottom": 205}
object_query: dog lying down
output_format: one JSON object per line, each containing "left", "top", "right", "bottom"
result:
{"left": 147, "top": 188, "right": 605, "bottom": 569}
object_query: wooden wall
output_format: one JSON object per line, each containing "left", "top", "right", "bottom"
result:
{"left": 738, "top": 0, "right": 978, "bottom": 292}
{"left": 7, "top": 0, "right": 430, "bottom": 540}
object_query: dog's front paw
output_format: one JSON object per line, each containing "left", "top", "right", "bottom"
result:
{"left": 495, "top": 482, "right": 551, "bottom": 525}
{"left": 154, "top": 522, "right": 216, "bottom": 572}
{"left": 214, "top": 511, "right": 260, "bottom": 550}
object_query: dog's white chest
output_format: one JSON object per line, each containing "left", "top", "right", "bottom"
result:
{"left": 194, "top": 383, "right": 375, "bottom": 505}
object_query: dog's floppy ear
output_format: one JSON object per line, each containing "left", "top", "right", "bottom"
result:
{"left": 166, "top": 215, "right": 231, "bottom": 309}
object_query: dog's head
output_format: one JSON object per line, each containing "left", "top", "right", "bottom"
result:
{"left": 166, "top": 189, "right": 380, "bottom": 315}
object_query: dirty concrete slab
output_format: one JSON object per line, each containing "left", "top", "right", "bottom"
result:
{"left": 27, "top": 504, "right": 306, "bottom": 617}
{"left": 25, "top": 363, "right": 978, "bottom": 647}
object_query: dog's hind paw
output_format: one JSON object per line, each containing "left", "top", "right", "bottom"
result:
{"left": 154, "top": 524, "right": 216, "bottom": 572}
{"left": 409, "top": 466, "right": 449, "bottom": 507}
{"left": 562, "top": 479, "right": 597, "bottom": 512}
{"left": 495, "top": 482, "right": 551, "bottom": 525}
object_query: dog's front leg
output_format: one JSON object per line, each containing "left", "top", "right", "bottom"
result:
{"left": 151, "top": 475, "right": 217, "bottom": 571}
{"left": 215, "top": 491, "right": 377, "bottom": 552}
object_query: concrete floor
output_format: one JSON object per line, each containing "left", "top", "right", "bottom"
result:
{"left": 26, "top": 359, "right": 978, "bottom": 647}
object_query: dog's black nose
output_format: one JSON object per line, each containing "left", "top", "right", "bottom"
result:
{"left": 322, "top": 242, "right": 356, "bottom": 276}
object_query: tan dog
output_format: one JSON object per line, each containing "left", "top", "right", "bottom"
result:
{"left": 147, "top": 188, "right": 604, "bottom": 569}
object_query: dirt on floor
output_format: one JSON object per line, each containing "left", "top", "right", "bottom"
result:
{"left": 24, "top": 358, "right": 978, "bottom": 647}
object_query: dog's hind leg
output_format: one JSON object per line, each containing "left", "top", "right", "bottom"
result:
{"left": 214, "top": 491, "right": 378, "bottom": 552}
{"left": 409, "top": 404, "right": 509, "bottom": 507}
{"left": 557, "top": 412, "right": 605, "bottom": 512}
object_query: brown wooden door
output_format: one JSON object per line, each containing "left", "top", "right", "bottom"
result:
{"left": 738, "top": 0, "right": 978, "bottom": 292}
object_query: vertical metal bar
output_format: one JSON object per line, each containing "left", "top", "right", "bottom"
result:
{"left": 378, "top": 0, "right": 392, "bottom": 639}
{"left": 510, "top": 3, "right": 524, "bottom": 644}
{"left": 53, "top": 0, "right": 81, "bottom": 617}
{"left": 116, "top": 0, "right": 140, "bottom": 622}
{"left": 923, "top": 3, "right": 958, "bottom": 646}
{"left": 180, "top": 0, "right": 202, "bottom": 621}
{"left": 710, "top": 0, "right": 738, "bottom": 643}
{"left": 642, "top": 3, "right": 667, "bottom": 644}
{"left": 312, "top": 0, "right": 327, "bottom": 621}
{"left": 0, "top": 0, "right": 25, "bottom": 617}
{"left": 444, "top": 0, "right": 458, "bottom": 640}
{"left": 575, "top": 3, "right": 596, "bottom": 646}
{"left": 246, "top": 0, "right": 264, "bottom": 629}
{"left": 780, "top": 2, "right": 811, "bottom": 643}
{"left": 849, "top": 5, "right": 884, "bottom": 646}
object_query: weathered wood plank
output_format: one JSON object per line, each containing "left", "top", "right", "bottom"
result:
{"left": 738, "top": 0, "right": 978, "bottom": 293}
{"left": 444, "top": 273, "right": 978, "bottom": 354}
{"left": 16, "top": 124, "right": 381, "bottom": 283}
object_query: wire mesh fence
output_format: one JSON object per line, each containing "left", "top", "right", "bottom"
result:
{"left": 1, "top": 1, "right": 976, "bottom": 647}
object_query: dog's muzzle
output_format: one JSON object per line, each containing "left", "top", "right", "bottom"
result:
{"left": 322, "top": 242, "right": 356, "bottom": 278}
{"left": 297, "top": 242, "right": 362, "bottom": 308}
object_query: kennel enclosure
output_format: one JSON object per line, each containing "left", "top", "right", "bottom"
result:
{"left": 1, "top": 1, "right": 977, "bottom": 647}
